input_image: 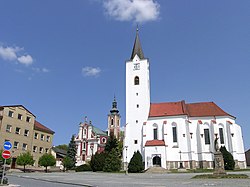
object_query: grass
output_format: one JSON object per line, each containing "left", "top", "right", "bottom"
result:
{"left": 192, "top": 174, "right": 249, "bottom": 179}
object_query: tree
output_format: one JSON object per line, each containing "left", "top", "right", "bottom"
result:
{"left": 90, "top": 152, "right": 107, "bottom": 172}
{"left": 55, "top": 144, "right": 68, "bottom": 151}
{"left": 105, "top": 136, "right": 118, "bottom": 153}
{"left": 128, "top": 151, "right": 144, "bottom": 173}
{"left": 66, "top": 135, "right": 77, "bottom": 170}
{"left": 16, "top": 152, "right": 35, "bottom": 172}
{"left": 62, "top": 156, "right": 72, "bottom": 171}
{"left": 103, "top": 149, "right": 121, "bottom": 172}
{"left": 220, "top": 146, "right": 235, "bottom": 170}
{"left": 38, "top": 153, "right": 56, "bottom": 172}
{"left": 0, "top": 150, "right": 11, "bottom": 165}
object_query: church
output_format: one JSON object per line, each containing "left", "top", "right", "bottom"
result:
{"left": 123, "top": 29, "right": 246, "bottom": 170}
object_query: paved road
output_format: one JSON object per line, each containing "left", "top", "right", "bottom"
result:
{"left": 7, "top": 171, "right": 250, "bottom": 187}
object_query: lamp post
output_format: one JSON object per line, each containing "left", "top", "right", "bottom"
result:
{"left": 179, "top": 150, "right": 183, "bottom": 168}
{"left": 125, "top": 146, "right": 128, "bottom": 175}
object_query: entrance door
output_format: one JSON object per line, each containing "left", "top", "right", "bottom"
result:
{"left": 153, "top": 156, "right": 161, "bottom": 167}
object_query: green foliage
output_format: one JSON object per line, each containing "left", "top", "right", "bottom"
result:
{"left": 66, "top": 135, "right": 77, "bottom": 170}
{"left": 38, "top": 153, "right": 56, "bottom": 172}
{"left": 90, "top": 152, "right": 107, "bottom": 172}
{"left": 0, "top": 150, "right": 11, "bottom": 165}
{"left": 105, "top": 136, "right": 118, "bottom": 153}
{"left": 55, "top": 144, "right": 68, "bottom": 151}
{"left": 128, "top": 151, "right": 144, "bottom": 173}
{"left": 16, "top": 152, "right": 35, "bottom": 172}
{"left": 220, "top": 146, "right": 235, "bottom": 170}
{"left": 103, "top": 149, "right": 121, "bottom": 172}
{"left": 62, "top": 156, "right": 73, "bottom": 171}
{"left": 75, "top": 164, "right": 92, "bottom": 172}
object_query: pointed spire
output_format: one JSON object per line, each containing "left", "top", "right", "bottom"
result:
{"left": 130, "top": 27, "right": 144, "bottom": 60}
{"left": 110, "top": 96, "right": 119, "bottom": 114}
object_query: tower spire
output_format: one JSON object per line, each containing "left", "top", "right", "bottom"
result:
{"left": 110, "top": 96, "right": 119, "bottom": 114}
{"left": 130, "top": 27, "right": 144, "bottom": 60}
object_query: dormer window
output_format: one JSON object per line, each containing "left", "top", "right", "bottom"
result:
{"left": 134, "top": 76, "right": 139, "bottom": 85}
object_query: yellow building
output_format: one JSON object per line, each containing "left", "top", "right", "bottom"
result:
{"left": 0, "top": 105, "right": 54, "bottom": 167}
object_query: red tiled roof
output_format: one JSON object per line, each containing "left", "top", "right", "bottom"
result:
{"left": 149, "top": 101, "right": 186, "bottom": 117}
{"left": 34, "top": 121, "right": 55, "bottom": 134}
{"left": 145, "top": 140, "right": 165, "bottom": 146}
{"left": 149, "top": 101, "right": 235, "bottom": 118}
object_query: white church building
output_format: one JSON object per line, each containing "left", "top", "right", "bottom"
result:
{"left": 123, "top": 29, "right": 246, "bottom": 170}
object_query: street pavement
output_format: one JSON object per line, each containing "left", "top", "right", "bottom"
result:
{"left": 6, "top": 171, "right": 250, "bottom": 187}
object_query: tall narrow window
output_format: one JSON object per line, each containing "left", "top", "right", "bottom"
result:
{"left": 172, "top": 126, "right": 177, "bottom": 143}
{"left": 204, "top": 129, "right": 210, "bottom": 144}
{"left": 219, "top": 128, "right": 224, "bottom": 144}
{"left": 153, "top": 128, "right": 158, "bottom": 140}
{"left": 134, "top": 76, "right": 139, "bottom": 85}
{"left": 111, "top": 118, "right": 114, "bottom": 126}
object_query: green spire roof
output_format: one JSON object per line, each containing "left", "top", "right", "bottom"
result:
{"left": 130, "top": 28, "right": 144, "bottom": 60}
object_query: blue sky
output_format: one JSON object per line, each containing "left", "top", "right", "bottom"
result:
{"left": 0, "top": 0, "right": 250, "bottom": 150}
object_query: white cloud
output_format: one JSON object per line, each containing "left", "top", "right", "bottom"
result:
{"left": 103, "top": 0, "right": 160, "bottom": 23}
{"left": 0, "top": 46, "right": 20, "bottom": 61}
{"left": 0, "top": 45, "right": 34, "bottom": 66}
{"left": 82, "top": 66, "right": 101, "bottom": 77}
{"left": 32, "top": 67, "right": 50, "bottom": 73}
{"left": 17, "top": 55, "right": 33, "bottom": 65}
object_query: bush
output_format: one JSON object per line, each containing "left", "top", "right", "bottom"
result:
{"left": 75, "top": 164, "right": 92, "bottom": 172}
{"left": 220, "top": 146, "right": 235, "bottom": 170}
{"left": 103, "top": 149, "right": 121, "bottom": 172}
{"left": 90, "top": 152, "right": 107, "bottom": 172}
{"left": 128, "top": 151, "right": 144, "bottom": 173}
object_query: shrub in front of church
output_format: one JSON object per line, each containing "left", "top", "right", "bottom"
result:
{"left": 90, "top": 152, "right": 107, "bottom": 172}
{"left": 220, "top": 146, "right": 235, "bottom": 170}
{"left": 75, "top": 164, "right": 92, "bottom": 172}
{"left": 128, "top": 151, "right": 144, "bottom": 173}
{"left": 103, "top": 149, "right": 121, "bottom": 172}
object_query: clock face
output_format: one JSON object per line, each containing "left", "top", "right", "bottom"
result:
{"left": 133, "top": 63, "right": 140, "bottom": 70}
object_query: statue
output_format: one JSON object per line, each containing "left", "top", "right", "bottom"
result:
{"left": 214, "top": 137, "right": 219, "bottom": 152}
{"left": 213, "top": 136, "right": 226, "bottom": 175}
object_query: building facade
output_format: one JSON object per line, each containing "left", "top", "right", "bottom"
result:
{"left": 123, "top": 30, "right": 246, "bottom": 170}
{"left": 0, "top": 105, "right": 54, "bottom": 167}
{"left": 75, "top": 119, "right": 108, "bottom": 166}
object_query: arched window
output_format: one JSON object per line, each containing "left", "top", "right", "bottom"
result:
{"left": 172, "top": 122, "right": 177, "bottom": 143}
{"left": 153, "top": 123, "right": 158, "bottom": 140}
{"left": 218, "top": 124, "right": 224, "bottom": 144}
{"left": 134, "top": 76, "right": 139, "bottom": 85}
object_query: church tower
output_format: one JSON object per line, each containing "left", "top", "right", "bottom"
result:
{"left": 107, "top": 96, "right": 121, "bottom": 140}
{"left": 124, "top": 28, "right": 151, "bottom": 164}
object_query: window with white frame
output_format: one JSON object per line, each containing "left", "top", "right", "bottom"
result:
{"left": 172, "top": 126, "right": 177, "bottom": 143}
{"left": 6, "top": 124, "right": 12, "bottom": 132}
{"left": 15, "top": 127, "right": 21, "bottom": 134}
{"left": 46, "top": 136, "right": 50, "bottom": 142}
{"left": 18, "top": 114, "right": 22, "bottom": 120}
{"left": 219, "top": 128, "right": 224, "bottom": 144}
{"left": 34, "top": 133, "right": 38, "bottom": 139}
{"left": 204, "top": 129, "right": 210, "bottom": 145}
{"left": 22, "top": 143, "right": 27, "bottom": 150}
{"left": 14, "top": 141, "right": 19, "bottom": 149}
{"left": 33, "top": 146, "right": 37, "bottom": 153}
{"left": 26, "top": 116, "right": 31, "bottom": 123}
{"left": 45, "top": 148, "right": 49, "bottom": 153}
{"left": 41, "top": 134, "right": 45, "bottom": 141}
{"left": 39, "top": 147, "right": 43, "bottom": 153}
{"left": 24, "top": 129, "right": 29, "bottom": 136}
{"left": 8, "top": 111, "right": 14, "bottom": 118}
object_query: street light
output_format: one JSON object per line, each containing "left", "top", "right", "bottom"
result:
{"left": 125, "top": 146, "right": 128, "bottom": 175}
